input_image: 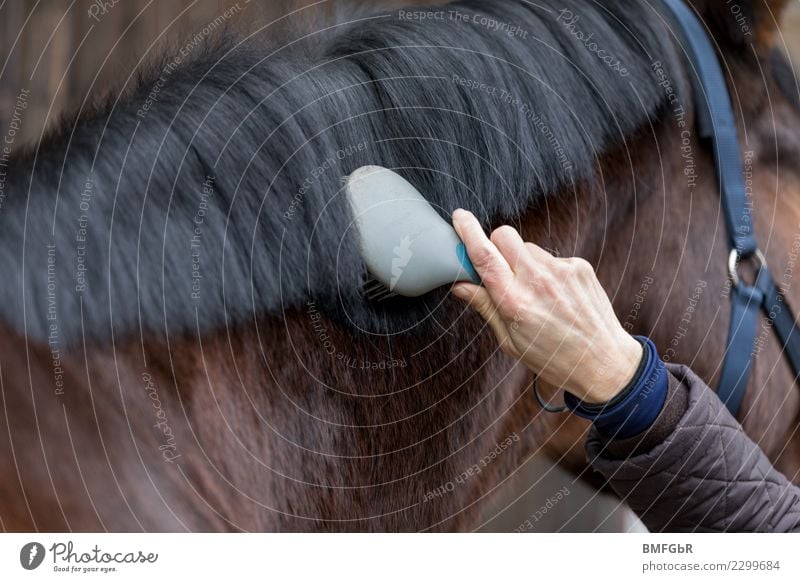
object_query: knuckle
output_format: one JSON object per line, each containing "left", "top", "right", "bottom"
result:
{"left": 491, "top": 225, "right": 517, "bottom": 242}
{"left": 478, "top": 262, "right": 502, "bottom": 284}
{"left": 569, "top": 257, "right": 594, "bottom": 276}
{"left": 470, "top": 246, "right": 494, "bottom": 269}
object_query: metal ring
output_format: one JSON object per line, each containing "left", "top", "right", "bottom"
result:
{"left": 532, "top": 376, "right": 568, "bottom": 413}
{"left": 728, "top": 248, "right": 767, "bottom": 289}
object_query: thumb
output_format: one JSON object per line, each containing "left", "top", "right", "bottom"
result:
{"left": 452, "top": 283, "right": 519, "bottom": 359}
{"left": 452, "top": 283, "right": 495, "bottom": 319}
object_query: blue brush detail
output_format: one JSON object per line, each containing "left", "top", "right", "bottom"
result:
{"left": 456, "top": 243, "right": 481, "bottom": 284}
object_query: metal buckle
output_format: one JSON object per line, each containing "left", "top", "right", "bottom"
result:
{"left": 728, "top": 248, "right": 767, "bottom": 289}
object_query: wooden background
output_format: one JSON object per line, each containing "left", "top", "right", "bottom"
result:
{"left": 0, "top": 0, "right": 325, "bottom": 145}
{"left": 3, "top": 0, "right": 799, "bottom": 147}
{"left": 2, "top": 0, "right": 799, "bottom": 146}
{"left": 1, "top": 0, "right": 799, "bottom": 532}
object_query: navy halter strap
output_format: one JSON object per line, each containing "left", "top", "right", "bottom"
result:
{"left": 662, "top": 0, "right": 800, "bottom": 417}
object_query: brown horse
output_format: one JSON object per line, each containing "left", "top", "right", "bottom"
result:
{"left": 1, "top": 0, "right": 799, "bottom": 532}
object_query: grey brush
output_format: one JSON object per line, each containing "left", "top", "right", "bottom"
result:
{"left": 344, "top": 165, "right": 481, "bottom": 301}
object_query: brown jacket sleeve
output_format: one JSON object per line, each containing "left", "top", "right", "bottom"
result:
{"left": 586, "top": 364, "right": 800, "bottom": 532}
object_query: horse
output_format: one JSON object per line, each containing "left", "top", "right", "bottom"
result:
{"left": 1, "top": 0, "right": 798, "bottom": 532}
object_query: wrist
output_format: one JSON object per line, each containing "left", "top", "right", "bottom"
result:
{"left": 565, "top": 336, "right": 669, "bottom": 439}
{"left": 580, "top": 334, "right": 644, "bottom": 404}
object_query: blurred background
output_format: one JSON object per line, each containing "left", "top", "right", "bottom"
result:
{"left": 3, "top": 0, "right": 800, "bottom": 146}
{"left": 1, "top": 0, "right": 798, "bottom": 533}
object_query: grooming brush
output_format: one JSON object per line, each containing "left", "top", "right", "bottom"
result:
{"left": 344, "top": 165, "right": 481, "bottom": 301}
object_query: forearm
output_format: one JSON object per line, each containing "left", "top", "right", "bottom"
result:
{"left": 586, "top": 364, "right": 800, "bottom": 532}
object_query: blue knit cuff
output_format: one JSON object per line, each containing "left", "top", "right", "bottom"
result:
{"left": 564, "top": 336, "right": 668, "bottom": 439}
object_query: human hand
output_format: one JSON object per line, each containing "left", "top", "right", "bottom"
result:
{"left": 451, "top": 209, "right": 642, "bottom": 404}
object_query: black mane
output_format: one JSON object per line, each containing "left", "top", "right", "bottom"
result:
{"left": 1, "top": 0, "right": 682, "bottom": 346}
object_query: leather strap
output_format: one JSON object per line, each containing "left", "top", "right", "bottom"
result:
{"left": 758, "top": 272, "right": 800, "bottom": 380}
{"left": 662, "top": 0, "right": 800, "bottom": 417}
{"left": 662, "top": 0, "right": 757, "bottom": 255}
{"left": 717, "top": 277, "right": 764, "bottom": 414}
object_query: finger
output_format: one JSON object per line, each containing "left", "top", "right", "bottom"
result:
{"left": 451, "top": 282, "right": 490, "bottom": 311}
{"left": 451, "top": 283, "right": 518, "bottom": 357}
{"left": 524, "top": 242, "right": 557, "bottom": 264}
{"left": 490, "top": 225, "right": 527, "bottom": 272}
{"left": 452, "top": 209, "right": 513, "bottom": 291}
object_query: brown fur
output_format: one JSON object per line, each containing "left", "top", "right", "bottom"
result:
{"left": 1, "top": 0, "right": 800, "bottom": 531}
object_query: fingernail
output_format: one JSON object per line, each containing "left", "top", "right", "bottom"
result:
{"left": 451, "top": 285, "right": 469, "bottom": 299}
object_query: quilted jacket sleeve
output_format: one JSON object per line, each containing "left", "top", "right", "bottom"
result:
{"left": 586, "top": 364, "right": 800, "bottom": 532}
